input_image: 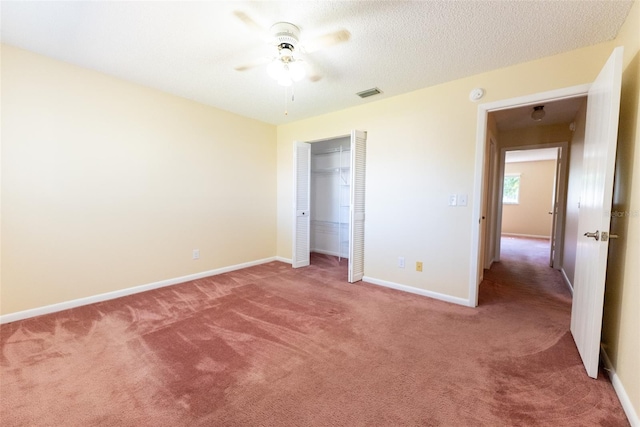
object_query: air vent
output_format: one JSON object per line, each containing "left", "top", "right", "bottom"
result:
{"left": 356, "top": 88, "right": 382, "bottom": 98}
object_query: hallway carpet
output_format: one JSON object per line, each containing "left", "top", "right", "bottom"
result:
{"left": 0, "top": 239, "right": 629, "bottom": 426}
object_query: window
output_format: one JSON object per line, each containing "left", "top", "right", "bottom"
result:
{"left": 503, "top": 174, "right": 521, "bottom": 204}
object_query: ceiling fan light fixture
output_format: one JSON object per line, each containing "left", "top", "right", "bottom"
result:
{"left": 531, "top": 105, "right": 546, "bottom": 121}
{"left": 288, "top": 61, "right": 306, "bottom": 81}
{"left": 278, "top": 75, "right": 293, "bottom": 87}
{"left": 267, "top": 59, "right": 306, "bottom": 86}
{"left": 267, "top": 60, "right": 285, "bottom": 80}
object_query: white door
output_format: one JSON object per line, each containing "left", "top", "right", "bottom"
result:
{"left": 292, "top": 141, "right": 311, "bottom": 268}
{"left": 570, "top": 47, "right": 623, "bottom": 378}
{"left": 348, "top": 130, "right": 367, "bottom": 282}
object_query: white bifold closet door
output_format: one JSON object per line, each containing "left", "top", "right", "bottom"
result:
{"left": 292, "top": 130, "right": 367, "bottom": 284}
{"left": 292, "top": 141, "right": 311, "bottom": 268}
{"left": 348, "top": 130, "right": 366, "bottom": 282}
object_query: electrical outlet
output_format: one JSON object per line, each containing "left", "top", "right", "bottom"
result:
{"left": 458, "top": 194, "right": 468, "bottom": 206}
{"left": 416, "top": 261, "right": 423, "bottom": 272}
{"left": 398, "top": 257, "right": 405, "bottom": 268}
{"left": 192, "top": 249, "right": 200, "bottom": 260}
{"left": 449, "top": 194, "right": 457, "bottom": 206}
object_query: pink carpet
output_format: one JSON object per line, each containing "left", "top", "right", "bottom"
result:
{"left": 0, "top": 238, "right": 629, "bottom": 426}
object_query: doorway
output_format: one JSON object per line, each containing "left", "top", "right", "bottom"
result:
{"left": 292, "top": 130, "right": 367, "bottom": 283}
{"left": 309, "top": 136, "right": 350, "bottom": 261}
{"left": 497, "top": 144, "right": 568, "bottom": 269}
{"left": 471, "top": 90, "right": 589, "bottom": 302}
{"left": 471, "top": 45, "right": 623, "bottom": 380}
{"left": 501, "top": 147, "right": 558, "bottom": 241}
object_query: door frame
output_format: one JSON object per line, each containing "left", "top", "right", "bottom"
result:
{"left": 470, "top": 84, "right": 591, "bottom": 306}
{"left": 292, "top": 130, "right": 367, "bottom": 283}
{"left": 292, "top": 134, "right": 348, "bottom": 270}
{"left": 494, "top": 143, "right": 568, "bottom": 268}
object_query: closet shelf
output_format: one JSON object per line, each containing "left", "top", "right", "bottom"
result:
{"left": 312, "top": 167, "right": 350, "bottom": 174}
{"left": 313, "top": 148, "right": 351, "bottom": 156}
{"left": 311, "top": 220, "right": 349, "bottom": 226}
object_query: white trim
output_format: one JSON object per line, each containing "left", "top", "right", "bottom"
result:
{"left": 275, "top": 256, "right": 292, "bottom": 264}
{"left": 0, "top": 257, "right": 280, "bottom": 324}
{"left": 501, "top": 233, "right": 551, "bottom": 239}
{"left": 470, "top": 84, "right": 591, "bottom": 309}
{"left": 479, "top": 84, "right": 591, "bottom": 112}
{"left": 560, "top": 268, "right": 574, "bottom": 296}
{"left": 600, "top": 346, "right": 640, "bottom": 427}
{"left": 363, "top": 276, "right": 472, "bottom": 307}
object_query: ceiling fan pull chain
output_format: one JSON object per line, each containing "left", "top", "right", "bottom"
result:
{"left": 283, "top": 85, "right": 297, "bottom": 116}
{"left": 284, "top": 86, "right": 288, "bottom": 116}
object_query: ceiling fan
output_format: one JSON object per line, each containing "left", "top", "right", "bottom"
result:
{"left": 232, "top": 11, "right": 351, "bottom": 86}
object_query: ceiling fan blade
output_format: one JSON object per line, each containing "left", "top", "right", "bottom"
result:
{"left": 233, "top": 11, "right": 268, "bottom": 36}
{"left": 300, "top": 29, "right": 351, "bottom": 54}
{"left": 234, "top": 56, "right": 272, "bottom": 72}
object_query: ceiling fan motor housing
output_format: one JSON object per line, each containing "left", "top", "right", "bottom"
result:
{"left": 270, "top": 22, "right": 301, "bottom": 49}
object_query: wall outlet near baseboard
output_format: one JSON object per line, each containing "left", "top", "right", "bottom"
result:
{"left": 416, "top": 261, "right": 423, "bottom": 272}
{"left": 398, "top": 257, "right": 405, "bottom": 268}
{"left": 192, "top": 249, "right": 200, "bottom": 260}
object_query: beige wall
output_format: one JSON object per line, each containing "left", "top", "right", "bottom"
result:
{"left": 1, "top": 45, "right": 277, "bottom": 314}
{"left": 502, "top": 160, "right": 556, "bottom": 238}
{"left": 278, "top": 87, "right": 481, "bottom": 298}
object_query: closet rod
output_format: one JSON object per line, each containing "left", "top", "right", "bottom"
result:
{"left": 314, "top": 148, "right": 351, "bottom": 156}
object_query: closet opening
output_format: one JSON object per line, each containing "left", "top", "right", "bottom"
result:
{"left": 292, "top": 130, "right": 367, "bottom": 283}
{"left": 310, "top": 136, "right": 351, "bottom": 266}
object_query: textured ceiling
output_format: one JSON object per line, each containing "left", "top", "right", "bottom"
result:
{"left": 0, "top": 1, "right": 634, "bottom": 125}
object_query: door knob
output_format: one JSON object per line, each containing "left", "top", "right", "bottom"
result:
{"left": 584, "top": 230, "right": 600, "bottom": 241}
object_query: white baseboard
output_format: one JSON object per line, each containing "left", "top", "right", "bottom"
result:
{"left": 501, "top": 233, "right": 551, "bottom": 239}
{"left": 310, "top": 248, "right": 348, "bottom": 258}
{"left": 275, "top": 256, "right": 292, "bottom": 264}
{"left": 560, "top": 268, "right": 574, "bottom": 296}
{"left": 601, "top": 346, "right": 640, "bottom": 427}
{"left": 362, "top": 276, "right": 472, "bottom": 307}
{"left": 0, "top": 257, "right": 282, "bottom": 324}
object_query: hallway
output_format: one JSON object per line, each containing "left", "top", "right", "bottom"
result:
{"left": 483, "top": 236, "right": 571, "bottom": 300}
